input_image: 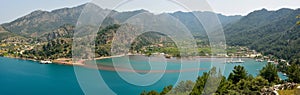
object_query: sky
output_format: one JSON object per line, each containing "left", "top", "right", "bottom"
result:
{"left": 1, "top": 0, "right": 300, "bottom": 24}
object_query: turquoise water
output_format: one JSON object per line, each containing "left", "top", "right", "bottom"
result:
{"left": 0, "top": 56, "right": 287, "bottom": 95}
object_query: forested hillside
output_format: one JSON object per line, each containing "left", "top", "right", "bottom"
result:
{"left": 224, "top": 8, "right": 300, "bottom": 60}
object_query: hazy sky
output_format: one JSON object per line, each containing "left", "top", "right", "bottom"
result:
{"left": 1, "top": 0, "right": 300, "bottom": 24}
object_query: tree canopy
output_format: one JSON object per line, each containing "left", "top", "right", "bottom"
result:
{"left": 141, "top": 65, "right": 272, "bottom": 95}
{"left": 259, "top": 62, "right": 280, "bottom": 84}
{"left": 228, "top": 65, "right": 248, "bottom": 84}
{"left": 287, "top": 63, "right": 300, "bottom": 83}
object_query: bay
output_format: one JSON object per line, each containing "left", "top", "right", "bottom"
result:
{"left": 0, "top": 56, "right": 287, "bottom": 95}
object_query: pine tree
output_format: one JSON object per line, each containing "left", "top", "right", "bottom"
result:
{"left": 228, "top": 65, "right": 248, "bottom": 84}
{"left": 259, "top": 62, "right": 280, "bottom": 83}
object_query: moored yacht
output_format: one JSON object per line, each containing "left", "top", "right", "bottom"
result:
{"left": 232, "top": 58, "right": 245, "bottom": 63}
{"left": 256, "top": 59, "right": 264, "bottom": 62}
{"left": 267, "top": 60, "right": 275, "bottom": 63}
{"left": 283, "top": 73, "right": 287, "bottom": 76}
{"left": 40, "top": 60, "right": 52, "bottom": 64}
{"left": 226, "top": 58, "right": 244, "bottom": 63}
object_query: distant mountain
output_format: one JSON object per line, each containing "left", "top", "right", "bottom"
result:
{"left": 224, "top": 8, "right": 300, "bottom": 60}
{"left": 0, "top": 25, "right": 24, "bottom": 41}
{"left": 170, "top": 11, "right": 242, "bottom": 35}
{"left": 253, "top": 25, "right": 300, "bottom": 60}
{"left": 112, "top": 9, "right": 151, "bottom": 23}
{"left": 1, "top": 4, "right": 85, "bottom": 37}
{"left": 38, "top": 24, "right": 74, "bottom": 41}
{"left": 1, "top": 3, "right": 242, "bottom": 38}
{"left": 225, "top": 8, "right": 300, "bottom": 45}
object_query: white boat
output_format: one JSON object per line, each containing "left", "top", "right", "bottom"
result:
{"left": 256, "top": 59, "right": 264, "bottom": 62}
{"left": 267, "top": 60, "right": 275, "bottom": 63}
{"left": 226, "top": 58, "right": 244, "bottom": 63}
{"left": 40, "top": 60, "right": 52, "bottom": 64}
{"left": 232, "top": 58, "right": 245, "bottom": 63}
{"left": 283, "top": 73, "right": 287, "bottom": 76}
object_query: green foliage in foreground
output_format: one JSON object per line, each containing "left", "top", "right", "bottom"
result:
{"left": 287, "top": 63, "right": 300, "bottom": 83}
{"left": 259, "top": 62, "right": 280, "bottom": 84}
{"left": 141, "top": 65, "right": 279, "bottom": 95}
{"left": 276, "top": 58, "right": 300, "bottom": 83}
{"left": 228, "top": 65, "right": 249, "bottom": 84}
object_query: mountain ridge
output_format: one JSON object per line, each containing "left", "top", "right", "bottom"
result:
{"left": 1, "top": 3, "right": 300, "bottom": 60}
{"left": 224, "top": 8, "right": 300, "bottom": 60}
{"left": 1, "top": 3, "right": 242, "bottom": 37}
{"left": 1, "top": 4, "right": 85, "bottom": 37}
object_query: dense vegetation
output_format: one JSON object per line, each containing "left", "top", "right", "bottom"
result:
{"left": 23, "top": 38, "right": 72, "bottom": 60}
{"left": 259, "top": 63, "right": 280, "bottom": 83}
{"left": 141, "top": 61, "right": 300, "bottom": 95}
{"left": 141, "top": 64, "right": 282, "bottom": 95}
{"left": 225, "top": 8, "right": 300, "bottom": 60}
{"left": 20, "top": 24, "right": 185, "bottom": 59}
{"left": 287, "top": 64, "right": 300, "bottom": 83}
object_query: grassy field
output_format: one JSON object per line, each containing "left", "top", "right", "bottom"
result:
{"left": 278, "top": 90, "right": 296, "bottom": 95}
{"left": 277, "top": 86, "right": 300, "bottom": 95}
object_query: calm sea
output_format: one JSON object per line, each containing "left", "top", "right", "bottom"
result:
{"left": 0, "top": 56, "right": 287, "bottom": 95}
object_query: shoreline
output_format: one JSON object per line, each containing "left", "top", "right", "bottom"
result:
{"left": 1, "top": 54, "right": 255, "bottom": 64}
{"left": 0, "top": 55, "right": 257, "bottom": 72}
{"left": 0, "top": 55, "right": 209, "bottom": 73}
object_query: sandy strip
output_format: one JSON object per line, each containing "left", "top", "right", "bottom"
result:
{"left": 52, "top": 56, "right": 209, "bottom": 73}
{"left": 81, "top": 64, "right": 207, "bottom": 73}
{"left": 52, "top": 58, "right": 207, "bottom": 73}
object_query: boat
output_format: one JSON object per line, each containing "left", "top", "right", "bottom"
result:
{"left": 256, "top": 59, "right": 264, "bottom": 62}
{"left": 40, "top": 60, "right": 52, "bottom": 64}
{"left": 226, "top": 58, "right": 244, "bottom": 63}
{"left": 267, "top": 60, "right": 275, "bottom": 63}
{"left": 283, "top": 73, "right": 287, "bottom": 76}
{"left": 232, "top": 58, "right": 245, "bottom": 63}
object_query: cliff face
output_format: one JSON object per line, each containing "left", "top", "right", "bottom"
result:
{"left": 39, "top": 24, "right": 75, "bottom": 41}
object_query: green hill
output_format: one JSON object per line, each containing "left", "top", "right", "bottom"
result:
{"left": 225, "top": 8, "right": 300, "bottom": 60}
